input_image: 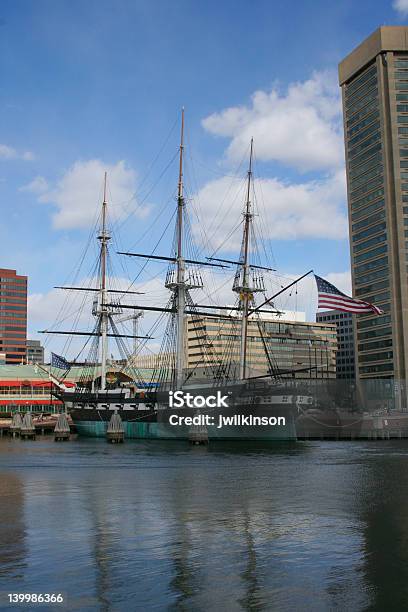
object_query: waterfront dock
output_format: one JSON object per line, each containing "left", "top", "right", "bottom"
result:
{"left": 296, "top": 410, "right": 408, "bottom": 440}
{"left": 0, "top": 414, "right": 74, "bottom": 436}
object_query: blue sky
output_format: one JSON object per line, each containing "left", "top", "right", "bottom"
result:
{"left": 1, "top": 0, "right": 407, "bottom": 352}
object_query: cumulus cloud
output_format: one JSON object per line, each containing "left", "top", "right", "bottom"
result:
{"left": 0, "top": 144, "right": 34, "bottom": 161}
{"left": 202, "top": 71, "right": 343, "bottom": 173}
{"left": 393, "top": 0, "right": 408, "bottom": 16}
{"left": 29, "top": 276, "right": 146, "bottom": 325}
{"left": 195, "top": 70, "right": 350, "bottom": 252}
{"left": 325, "top": 271, "right": 352, "bottom": 296}
{"left": 28, "top": 274, "right": 164, "bottom": 360}
{"left": 38, "top": 159, "right": 149, "bottom": 229}
{"left": 193, "top": 169, "right": 347, "bottom": 249}
{"left": 19, "top": 176, "right": 49, "bottom": 194}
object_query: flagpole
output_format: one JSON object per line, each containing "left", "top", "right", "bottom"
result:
{"left": 249, "top": 270, "right": 314, "bottom": 315}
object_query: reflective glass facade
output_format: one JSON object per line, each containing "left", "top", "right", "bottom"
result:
{"left": 316, "top": 310, "right": 355, "bottom": 379}
{"left": 340, "top": 27, "right": 408, "bottom": 399}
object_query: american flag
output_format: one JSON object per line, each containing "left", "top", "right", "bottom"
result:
{"left": 51, "top": 352, "right": 71, "bottom": 370}
{"left": 315, "top": 274, "right": 384, "bottom": 315}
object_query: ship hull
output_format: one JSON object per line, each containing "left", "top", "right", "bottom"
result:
{"left": 61, "top": 382, "right": 311, "bottom": 441}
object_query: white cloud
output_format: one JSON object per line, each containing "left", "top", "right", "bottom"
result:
{"left": 0, "top": 144, "right": 35, "bottom": 160}
{"left": 29, "top": 289, "right": 87, "bottom": 328}
{"left": 28, "top": 275, "right": 159, "bottom": 360}
{"left": 19, "top": 176, "right": 49, "bottom": 194}
{"left": 193, "top": 169, "right": 348, "bottom": 248}
{"left": 0, "top": 144, "right": 17, "bottom": 159}
{"left": 393, "top": 0, "right": 408, "bottom": 16}
{"left": 325, "top": 271, "right": 352, "bottom": 296}
{"left": 38, "top": 159, "right": 149, "bottom": 229}
{"left": 28, "top": 275, "right": 165, "bottom": 323}
{"left": 202, "top": 71, "right": 343, "bottom": 173}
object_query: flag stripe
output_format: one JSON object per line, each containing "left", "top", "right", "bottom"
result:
{"left": 319, "top": 302, "right": 376, "bottom": 313}
{"left": 319, "top": 296, "right": 373, "bottom": 307}
{"left": 319, "top": 298, "right": 382, "bottom": 313}
{"left": 319, "top": 301, "right": 371, "bottom": 310}
{"left": 319, "top": 298, "right": 370, "bottom": 309}
{"left": 319, "top": 291, "right": 369, "bottom": 304}
{"left": 319, "top": 298, "right": 373, "bottom": 310}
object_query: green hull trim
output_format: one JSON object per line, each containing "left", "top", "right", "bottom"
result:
{"left": 74, "top": 420, "right": 297, "bottom": 441}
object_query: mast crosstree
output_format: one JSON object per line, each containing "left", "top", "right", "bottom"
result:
{"left": 175, "top": 108, "right": 186, "bottom": 388}
{"left": 233, "top": 139, "right": 263, "bottom": 380}
{"left": 98, "top": 172, "right": 110, "bottom": 392}
{"left": 40, "top": 172, "right": 152, "bottom": 390}
{"left": 162, "top": 109, "right": 207, "bottom": 388}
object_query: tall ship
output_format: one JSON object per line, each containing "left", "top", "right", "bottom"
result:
{"left": 46, "top": 111, "right": 319, "bottom": 441}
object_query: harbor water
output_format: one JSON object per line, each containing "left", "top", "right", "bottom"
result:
{"left": 1, "top": 437, "right": 408, "bottom": 611}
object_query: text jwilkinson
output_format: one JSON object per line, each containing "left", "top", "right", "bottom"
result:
{"left": 169, "top": 414, "right": 286, "bottom": 428}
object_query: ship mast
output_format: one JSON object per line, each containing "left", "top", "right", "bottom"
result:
{"left": 175, "top": 108, "right": 186, "bottom": 388}
{"left": 99, "top": 172, "right": 110, "bottom": 391}
{"left": 238, "top": 139, "right": 254, "bottom": 380}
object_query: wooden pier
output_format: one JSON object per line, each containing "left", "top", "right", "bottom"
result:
{"left": 0, "top": 414, "right": 74, "bottom": 437}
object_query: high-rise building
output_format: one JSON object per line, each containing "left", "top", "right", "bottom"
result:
{"left": 0, "top": 269, "right": 27, "bottom": 364}
{"left": 27, "top": 340, "right": 44, "bottom": 364}
{"left": 339, "top": 27, "right": 408, "bottom": 391}
{"left": 316, "top": 310, "right": 356, "bottom": 379}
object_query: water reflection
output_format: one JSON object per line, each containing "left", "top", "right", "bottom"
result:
{"left": 0, "top": 471, "right": 26, "bottom": 581}
{"left": 239, "top": 513, "right": 261, "bottom": 611}
{"left": 0, "top": 439, "right": 408, "bottom": 609}
{"left": 88, "top": 494, "right": 113, "bottom": 612}
{"left": 359, "top": 450, "right": 408, "bottom": 611}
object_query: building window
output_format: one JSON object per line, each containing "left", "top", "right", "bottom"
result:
{"left": 353, "top": 233, "right": 387, "bottom": 253}
{"left": 354, "top": 245, "right": 387, "bottom": 263}
{"left": 353, "top": 222, "right": 387, "bottom": 242}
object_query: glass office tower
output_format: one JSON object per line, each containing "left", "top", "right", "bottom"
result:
{"left": 339, "top": 27, "right": 408, "bottom": 406}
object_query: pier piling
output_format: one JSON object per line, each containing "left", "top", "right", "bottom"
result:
{"left": 20, "top": 412, "right": 36, "bottom": 440}
{"left": 54, "top": 412, "right": 71, "bottom": 441}
{"left": 106, "top": 411, "right": 124, "bottom": 443}
{"left": 188, "top": 418, "right": 209, "bottom": 445}
{"left": 9, "top": 412, "right": 22, "bottom": 438}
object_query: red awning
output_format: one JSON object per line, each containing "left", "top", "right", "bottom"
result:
{"left": 0, "top": 380, "right": 75, "bottom": 388}
{"left": 0, "top": 399, "right": 63, "bottom": 405}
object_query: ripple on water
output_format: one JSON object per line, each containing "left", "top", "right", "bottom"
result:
{"left": 0, "top": 437, "right": 408, "bottom": 610}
